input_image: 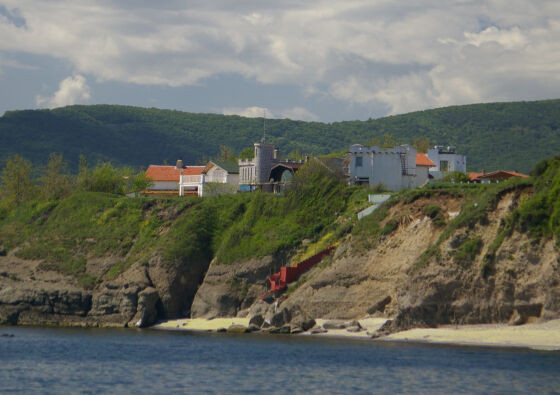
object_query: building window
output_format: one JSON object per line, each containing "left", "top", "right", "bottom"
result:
{"left": 440, "top": 160, "right": 449, "bottom": 172}
{"left": 355, "top": 156, "right": 363, "bottom": 167}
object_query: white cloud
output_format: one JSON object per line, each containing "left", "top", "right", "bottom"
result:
{"left": 279, "top": 107, "right": 319, "bottom": 122}
{"left": 222, "top": 105, "right": 318, "bottom": 121}
{"left": 463, "top": 26, "right": 529, "bottom": 50}
{"left": 223, "top": 106, "right": 274, "bottom": 118}
{"left": 2, "top": 1, "right": 560, "bottom": 118}
{"left": 36, "top": 74, "right": 91, "bottom": 108}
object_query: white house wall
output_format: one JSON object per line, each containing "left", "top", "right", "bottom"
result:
{"left": 151, "top": 181, "right": 178, "bottom": 190}
{"left": 349, "top": 145, "right": 418, "bottom": 191}
{"left": 416, "top": 166, "right": 430, "bottom": 187}
{"left": 427, "top": 148, "right": 467, "bottom": 178}
{"left": 206, "top": 168, "right": 228, "bottom": 183}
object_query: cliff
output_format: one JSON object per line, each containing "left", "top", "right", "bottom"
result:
{"left": 1, "top": 157, "right": 560, "bottom": 332}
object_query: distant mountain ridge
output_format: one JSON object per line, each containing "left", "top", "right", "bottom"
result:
{"left": 1, "top": 99, "right": 560, "bottom": 173}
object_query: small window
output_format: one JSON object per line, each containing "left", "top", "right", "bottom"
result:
{"left": 440, "top": 160, "right": 449, "bottom": 172}
{"left": 355, "top": 156, "right": 363, "bottom": 167}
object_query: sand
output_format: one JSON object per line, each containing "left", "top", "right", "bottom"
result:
{"left": 153, "top": 317, "right": 560, "bottom": 351}
{"left": 154, "top": 317, "right": 251, "bottom": 331}
{"left": 379, "top": 319, "right": 560, "bottom": 351}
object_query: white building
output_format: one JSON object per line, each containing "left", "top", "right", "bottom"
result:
{"left": 238, "top": 142, "right": 303, "bottom": 192}
{"left": 427, "top": 145, "right": 467, "bottom": 179}
{"left": 144, "top": 160, "right": 205, "bottom": 196}
{"left": 349, "top": 144, "right": 434, "bottom": 191}
{"left": 204, "top": 161, "right": 239, "bottom": 185}
{"left": 202, "top": 161, "right": 239, "bottom": 195}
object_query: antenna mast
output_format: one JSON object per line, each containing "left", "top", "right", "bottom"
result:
{"left": 263, "top": 109, "right": 266, "bottom": 143}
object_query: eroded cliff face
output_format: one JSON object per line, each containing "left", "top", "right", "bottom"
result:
{"left": 279, "top": 187, "right": 560, "bottom": 332}
{"left": 2, "top": 185, "right": 559, "bottom": 332}
{"left": 0, "top": 251, "right": 210, "bottom": 327}
{"left": 191, "top": 255, "right": 286, "bottom": 318}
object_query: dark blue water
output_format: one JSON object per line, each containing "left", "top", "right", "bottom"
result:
{"left": 1, "top": 326, "right": 559, "bottom": 394}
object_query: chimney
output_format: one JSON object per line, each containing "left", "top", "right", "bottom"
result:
{"left": 482, "top": 169, "right": 486, "bottom": 175}
{"left": 273, "top": 148, "right": 279, "bottom": 160}
{"left": 175, "top": 159, "right": 183, "bottom": 169}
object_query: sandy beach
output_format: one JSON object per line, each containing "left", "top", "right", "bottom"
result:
{"left": 379, "top": 319, "right": 560, "bottom": 351}
{"left": 153, "top": 317, "right": 560, "bottom": 351}
{"left": 154, "top": 317, "right": 251, "bottom": 331}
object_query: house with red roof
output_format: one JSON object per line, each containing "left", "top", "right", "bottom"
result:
{"left": 469, "top": 170, "right": 529, "bottom": 184}
{"left": 144, "top": 160, "right": 206, "bottom": 196}
{"left": 416, "top": 152, "right": 436, "bottom": 185}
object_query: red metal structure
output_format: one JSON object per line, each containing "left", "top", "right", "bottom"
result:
{"left": 267, "top": 245, "right": 337, "bottom": 294}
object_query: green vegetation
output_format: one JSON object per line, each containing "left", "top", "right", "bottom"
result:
{"left": 2, "top": 100, "right": 560, "bottom": 174}
{"left": 3, "top": 146, "right": 560, "bottom": 290}
{"left": 441, "top": 171, "right": 471, "bottom": 184}
{"left": 453, "top": 236, "right": 483, "bottom": 266}
{"left": 214, "top": 160, "right": 349, "bottom": 263}
{"left": 0, "top": 158, "right": 369, "bottom": 285}
{"left": 479, "top": 154, "right": 560, "bottom": 276}
{"left": 422, "top": 204, "right": 446, "bottom": 227}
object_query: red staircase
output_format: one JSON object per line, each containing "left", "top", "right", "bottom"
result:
{"left": 266, "top": 245, "right": 336, "bottom": 296}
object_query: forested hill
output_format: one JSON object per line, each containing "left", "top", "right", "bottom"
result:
{"left": 1, "top": 99, "right": 560, "bottom": 173}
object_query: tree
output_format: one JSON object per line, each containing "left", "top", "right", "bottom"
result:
{"left": 39, "top": 153, "right": 72, "bottom": 200}
{"left": 0, "top": 154, "right": 35, "bottom": 207}
{"left": 217, "top": 145, "right": 237, "bottom": 162}
{"left": 77, "top": 154, "right": 90, "bottom": 191}
{"left": 87, "top": 163, "right": 126, "bottom": 194}
{"left": 442, "top": 171, "right": 470, "bottom": 183}
{"left": 131, "top": 171, "right": 154, "bottom": 194}
{"left": 367, "top": 133, "right": 399, "bottom": 149}
{"left": 238, "top": 146, "right": 255, "bottom": 159}
{"left": 413, "top": 137, "right": 430, "bottom": 153}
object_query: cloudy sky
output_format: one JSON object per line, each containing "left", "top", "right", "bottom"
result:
{"left": 1, "top": 1, "right": 559, "bottom": 122}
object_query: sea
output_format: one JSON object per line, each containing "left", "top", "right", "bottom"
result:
{"left": 1, "top": 326, "right": 559, "bottom": 394}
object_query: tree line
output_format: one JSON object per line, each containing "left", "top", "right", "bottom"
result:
{"left": 0, "top": 153, "right": 152, "bottom": 219}
{"left": 2, "top": 100, "right": 560, "bottom": 174}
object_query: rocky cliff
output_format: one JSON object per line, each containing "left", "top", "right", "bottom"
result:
{"left": 2, "top": 159, "right": 560, "bottom": 333}
{"left": 0, "top": 249, "right": 209, "bottom": 327}
{"left": 278, "top": 186, "right": 560, "bottom": 333}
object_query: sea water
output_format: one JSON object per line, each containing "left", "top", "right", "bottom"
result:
{"left": 1, "top": 326, "right": 559, "bottom": 394}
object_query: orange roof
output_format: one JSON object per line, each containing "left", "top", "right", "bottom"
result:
{"left": 183, "top": 166, "right": 205, "bottom": 176}
{"left": 145, "top": 165, "right": 181, "bottom": 181}
{"left": 469, "top": 172, "right": 483, "bottom": 181}
{"left": 416, "top": 153, "right": 435, "bottom": 167}
{"left": 477, "top": 170, "right": 529, "bottom": 180}
{"left": 145, "top": 165, "right": 205, "bottom": 181}
{"left": 469, "top": 170, "right": 529, "bottom": 182}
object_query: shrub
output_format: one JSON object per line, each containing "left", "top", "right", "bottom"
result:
{"left": 453, "top": 236, "right": 483, "bottom": 266}
{"left": 422, "top": 204, "right": 446, "bottom": 227}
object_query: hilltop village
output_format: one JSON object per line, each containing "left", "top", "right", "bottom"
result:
{"left": 143, "top": 141, "right": 528, "bottom": 197}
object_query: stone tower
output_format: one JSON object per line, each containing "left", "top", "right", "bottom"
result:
{"left": 254, "top": 142, "right": 275, "bottom": 184}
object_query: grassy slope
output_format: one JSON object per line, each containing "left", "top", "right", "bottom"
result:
{"left": 0, "top": 162, "right": 364, "bottom": 286}
{"left": 2, "top": 155, "right": 559, "bottom": 290}
{"left": 1, "top": 99, "right": 560, "bottom": 173}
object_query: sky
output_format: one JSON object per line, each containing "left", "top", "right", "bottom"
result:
{"left": 1, "top": 1, "right": 559, "bottom": 122}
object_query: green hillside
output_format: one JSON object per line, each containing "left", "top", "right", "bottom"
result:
{"left": 1, "top": 99, "right": 560, "bottom": 173}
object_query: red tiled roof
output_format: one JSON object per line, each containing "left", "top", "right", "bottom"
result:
{"left": 476, "top": 170, "right": 529, "bottom": 180}
{"left": 416, "top": 153, "right": 435, "bottom": 167}
{"left": 145, "top": 166, "right": 181, "bottom": 181}
{"left": 469, "top": 172, "right": 483, "bottom": 181}
{"left": 183, "top": 166, "right": 205, "bottom": 176}
{"left": 145, "top": 165, "right": 205, "bottom": 181}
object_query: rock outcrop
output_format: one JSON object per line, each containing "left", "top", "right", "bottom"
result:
{"left": 0, "top": 249, "right": 210, "bottom": 327}
{"left": 191, "top": 256, "right": 278, "bottom": 318}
